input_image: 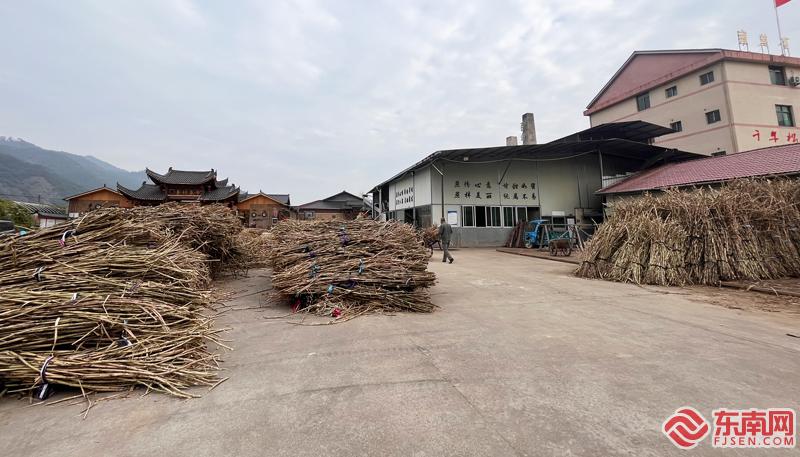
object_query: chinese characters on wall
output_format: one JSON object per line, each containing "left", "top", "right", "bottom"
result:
{"left": 752, "top": 129, "right": 799, "bottom": 144}
{"left": 394, "top": 187, "right": 414, "bottom": 206}
{"left": 452, "top": 180, "right": 537, "bottom": 202}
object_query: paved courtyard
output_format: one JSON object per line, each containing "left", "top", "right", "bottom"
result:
{"left": 1, "top": 249, "right": 799, "bottom": 456}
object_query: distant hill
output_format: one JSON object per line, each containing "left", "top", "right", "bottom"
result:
{"left": 0, "top": 136, "right": 146, "bottom": 206}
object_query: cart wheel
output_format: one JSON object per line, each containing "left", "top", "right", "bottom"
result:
{"left": 524, "top": 240, "right": 533, "bottom": 249}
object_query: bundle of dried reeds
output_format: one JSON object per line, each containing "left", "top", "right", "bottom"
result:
{"left": 0, "top": 204, "right": 244, "bottom": 398}
{"left": 576, "top": 178, "right": 800, "bottom": 286}
{"left": 268, "top": 219, "right": 436, "bottom": 318}
{"left": 422, "top": 225, "right": 439, "bottom": 246}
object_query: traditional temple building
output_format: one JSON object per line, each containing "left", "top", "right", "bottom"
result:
{"left": 65, "top": 168, "right": 292, "bottom": 224}
{"left": 116, "top": 168, "right": 240, "bottom": 206}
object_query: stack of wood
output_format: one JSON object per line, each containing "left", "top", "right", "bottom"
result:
{"left": 268, "top": 220, "right": 437, "bottom": 318}
{"left": 505, "top": 221, "right": 528, "bottom": 248}
{"left": 0, "top": 203, "right": 246, "bottom": 398}
{"left": 422, "top": 225, "right": 439, "bottom": 247}
{"left": 575, "top": 179, "right": 800, "bottom": 286}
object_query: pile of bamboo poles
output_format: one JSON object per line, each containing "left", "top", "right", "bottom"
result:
{"left": 575, "top": 179, "right": 800, "bottom": 286}
{"left": 0, "top": 203, "right": 246, "bottom": 398}
{"left": 268, "top": 219, "right": 437, "bottom": 318}
{"left": 421, "top": 225, "right": 439, "bottom": 247}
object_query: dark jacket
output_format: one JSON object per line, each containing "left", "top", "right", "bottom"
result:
{"left": 438, "top": 223, "right": 453, "bottom": 243}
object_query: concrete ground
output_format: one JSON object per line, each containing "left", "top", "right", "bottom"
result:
{"left": 2, "top": 249, "right": 799, "bottom": 456}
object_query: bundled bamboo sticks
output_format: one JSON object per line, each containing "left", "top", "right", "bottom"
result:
{"left": 267, "top": 220, "right": 437, "bottom": 318}
{"left": 0, "top": 203, "right": 248, "bottom": 398}
{"left": 576, "top": 179, "right": 800, "bottom": 286}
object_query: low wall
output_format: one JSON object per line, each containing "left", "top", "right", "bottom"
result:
{"left": 450, "top": 227, "right": 513, "bottom": 248}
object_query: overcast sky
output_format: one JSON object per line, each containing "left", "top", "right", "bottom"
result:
{"left": 1, "top": 1, "right": 799, "bottom": 204}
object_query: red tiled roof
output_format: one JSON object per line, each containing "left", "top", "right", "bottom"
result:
{"left": 585, "top": 49, "right": 800, "bottom": 115}
{"left": 597, "top": 143, "right": 800, "bottom": 195}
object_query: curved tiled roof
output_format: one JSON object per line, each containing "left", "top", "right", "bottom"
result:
{"left": 199, "top": 185, "right": 240, "bottom": 201}
{"left": 117, "top": 183, "right": 167, "bottom": 201}
{"left": 146, "top": 168, "right": 216, "bottom": 185}
{"left": 597, "top": 143, "right": 800, "bottom": 195}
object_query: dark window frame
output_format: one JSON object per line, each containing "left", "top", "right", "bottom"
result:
{"left": 769, "top": 66, "right": 787, "bottom": 86}
{"left": 669, "top": 121, "right": 683, "bottom": 132}
{"left": 462, "top": 206, "right": 475, "bottom": 227}
{"left": 502, "top": 207, "right": 514, "bottom": 227}
{"left": 636, "top": 92, "right": 651, "bottom": 111}
{"left": 706, "top": 110, "right": 722, "bottom": 124}
{"left": 700, "top": 71, "right": 715, "bottom": 86}
{"left": 776, "top": 105, "right": 795, "bottom": 127}
{"left": 488, "top": 206, "right": 502, "bottom": 227}
{"left": 665, "top": 86, "right": 678, "bottom": 98}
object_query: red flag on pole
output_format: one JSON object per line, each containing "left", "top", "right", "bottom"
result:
{"left": 776, "top": 0, "right": 792, "bottom": 7}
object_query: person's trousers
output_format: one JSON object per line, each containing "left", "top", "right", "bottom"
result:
{"left": 442, "top": 241, "right": 453, "bottom": 262}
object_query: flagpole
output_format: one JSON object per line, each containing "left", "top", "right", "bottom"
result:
{"left": 775, "top": 0, "right": 786, "bottom": 55}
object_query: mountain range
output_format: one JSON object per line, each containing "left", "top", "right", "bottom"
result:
{"left": 0, "top": 136, "right": 146, "bottom": 206}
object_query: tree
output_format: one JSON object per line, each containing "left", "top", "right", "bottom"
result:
{"left": 0, "top": 199, "right": 34, "bottom": 228}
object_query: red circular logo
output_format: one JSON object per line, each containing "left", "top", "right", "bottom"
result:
{"left": 663, "top": 407, "right": 710, "bottom": 449}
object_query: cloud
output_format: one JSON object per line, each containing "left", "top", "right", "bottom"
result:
{"left": 0, "top": 0, "right": 798, "bottom": 204}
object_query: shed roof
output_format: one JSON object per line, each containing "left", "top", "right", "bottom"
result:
{"left": 551, "top": 121, "right": 675, "bottom": 143}
{"left": 63, "top": 185, "right": 124, "bottom": 201}
{"left": 597, "top": 143, "right": 800, "bottom": 195}
{"left": 13, "top": 201, "right": 67, "bottom": 218}
{"left": 298, "top": 191, "right": 368, "bottom": 210}
{"left": 238, "top": 192, "right": 291, "bottom": 206}
{"left": 370, "top": 136, "right": 698, "bottom": 193}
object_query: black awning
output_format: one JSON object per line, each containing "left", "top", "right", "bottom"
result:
{"left": 551, "top": 121, "right": 676, "bottom": 143}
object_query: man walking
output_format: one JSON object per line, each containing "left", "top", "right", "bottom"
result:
{"left": 438, "top": 218, "right": 454, "bottom": 264}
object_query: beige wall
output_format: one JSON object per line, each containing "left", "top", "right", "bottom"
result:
{"left": 589, "top": 59, "right": 800, "bottom": 155}
{"left": 725, "top": 60, "right": 800, "bottom": 152}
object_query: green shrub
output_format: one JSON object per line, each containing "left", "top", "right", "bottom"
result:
{"left": 0, "top": 199, "right": 34, "bottom": 228}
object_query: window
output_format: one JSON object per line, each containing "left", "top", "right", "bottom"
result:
{"left": 304, "top": 211, "right": 314, "bottom": 220}
{"left": 636, "top": 92, "right": 650, "bottom": 111}
{"left": 462, "top": 206, "right": 474, "bottom": 227}
{"left": 503, "top": 207, "right": 514, "bottom": 227}
{"left": 711, "top": 151, "right": 727, "bottom": 157}
{"left": 488, "top": 207, "right": 501, "bottom": 227}
{"left": 670, "top": 121, "right": 683, "bottom": 132}
{"left": 516, "top": 207, "right": 527, "bottom": 225}
{"left": 769, "top": 66, "right": 786, "bottom": 86}
{"left": 776, "top": 105, "right": 795, "bottom": 127}
{"left": 474, "top": 206, "right": 487, "bottom": 227}
{"left": 700, "top": 71, "right": 715, "bottom": 85}
{"left": 705, "top": 110, "right": 721, "bottom": 124}
{"left": 665, "top": 86, "right": 678, "bottom": 98}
